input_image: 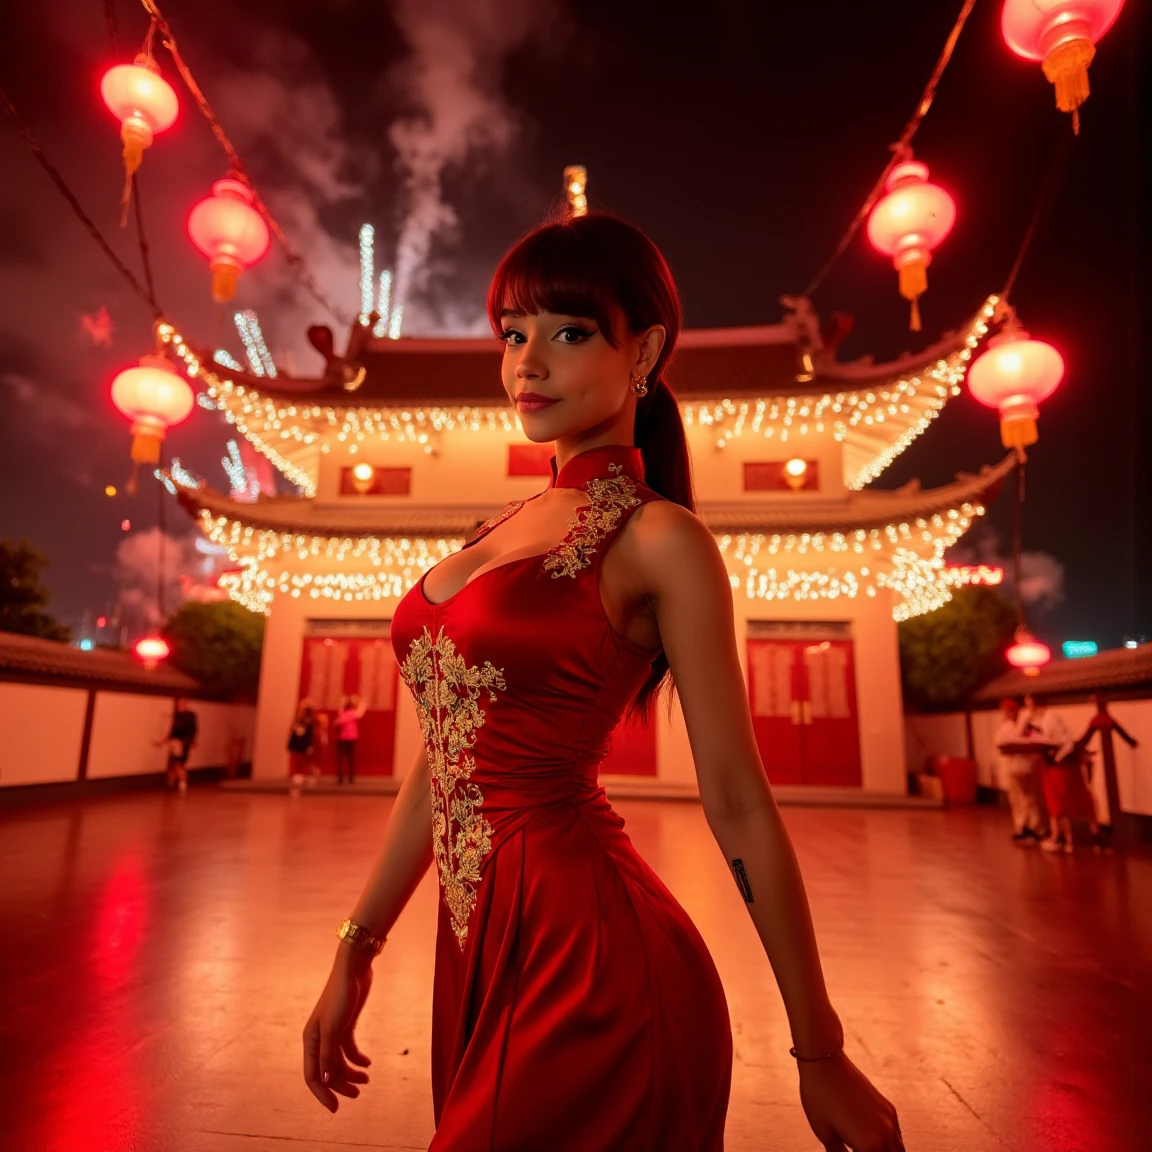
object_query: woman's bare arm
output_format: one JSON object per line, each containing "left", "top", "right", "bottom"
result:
{"left": 342, "top": 747, "right": 434, "bottom": 952}
{"left": 632, "top": 501, "right": 902, "bottom": 1149}
{"left": 304, "top": 748, "right": 434, "bottom": 1111}
{"left": 632, "top": 503, "right": 840, "bottom": 1051}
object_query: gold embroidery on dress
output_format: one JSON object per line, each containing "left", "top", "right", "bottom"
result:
{"left": 398, "top": 626, "right": 506, "bottom": 949}
{"left": 544, "top": 463, "right": 642, "bottom": 579}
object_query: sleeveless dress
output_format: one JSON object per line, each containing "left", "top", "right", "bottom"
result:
{"left": 390, "top": 444, "right": 733, "bottom": 1151}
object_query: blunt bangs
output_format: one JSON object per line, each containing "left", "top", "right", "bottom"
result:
{"left": 487, "top": 223, "right": 624, "bottom": 347}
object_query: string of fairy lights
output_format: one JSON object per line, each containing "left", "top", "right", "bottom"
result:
{"left": 186, "top": 470, "right": 986, "bottom": 619}
{"left": 155, "top": 298, "right": 997, "bottom": 496}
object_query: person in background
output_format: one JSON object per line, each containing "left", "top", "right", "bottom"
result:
{"left": 161, "top": 698, "right": 198, "bottom": 794}
{"left": 333, "top": 695, "right": 367, "bottom": 785}
{"left": 1023, "top": 694, "right": 1099, "bottom": 854}
{"left": 1077, "top": 694, "right": 1140, "bottom": 851}
{"left": 995, "top": 696, "right": 1046, "bottom": 844}
{"left": 288, "top": 700, "right": 319, "bottom": 798}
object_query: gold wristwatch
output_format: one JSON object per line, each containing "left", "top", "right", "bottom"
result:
{"left": 337, "top": 917, "right": 386, "bottom": 957}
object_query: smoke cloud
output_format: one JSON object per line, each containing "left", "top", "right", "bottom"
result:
{"left": 947, "top": 528, "right": 1066, "bottom": 612}
{"left": 388, "top": 0, "right": 553, "bottom": 322}
{"left": 114, "top": 528, "right": 222, "bottom": 632}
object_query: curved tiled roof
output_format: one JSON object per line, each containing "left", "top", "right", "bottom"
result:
{"left": 974, "top": 644, "right": 1152, "bottom": 702}
{"left": 203, "top": 318, "right": 975, "bottom": 405}
{"left": 0, "top": 631, "right": 202, "bottom": 693}
{"left": 175, "top": 455, "right": 1013, "bottom": 539}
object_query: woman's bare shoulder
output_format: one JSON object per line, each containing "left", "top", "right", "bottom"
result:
{"left": 624, "top": 498, "right": 725, "bottom": 590}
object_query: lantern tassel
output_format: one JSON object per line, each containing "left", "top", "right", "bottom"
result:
{"left": 210, "top": 261, "right": 241, "bottom": 304}
{"left": 1000, "top": 415, "right": 1038, "bottom": 452}
{"left": 1042, "top": 38, "right": 1094, "bottom": 135}
{"left": 118, "top": 122, "right": 150, "bottom": 228}
{"left": 898, "top": 259, "right": 928, "bottom": 332}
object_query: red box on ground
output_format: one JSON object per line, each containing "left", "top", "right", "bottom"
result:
{"left": 931, "top": 756, "right": 977, "bottom": 805}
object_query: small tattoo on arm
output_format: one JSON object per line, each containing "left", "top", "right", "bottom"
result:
{"left": 731, "top": 858, "right": 754, "bottom": 903}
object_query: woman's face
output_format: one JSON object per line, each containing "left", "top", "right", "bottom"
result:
{"left": 497, "top": 308, "right": 664, "bottom": 444}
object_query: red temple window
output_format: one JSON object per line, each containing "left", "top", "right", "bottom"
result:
{"left": 743, "top": 460, "right": 820, "bottom": 492}
{"left": 339, "top": 466, "right": 412, "bottom": 496}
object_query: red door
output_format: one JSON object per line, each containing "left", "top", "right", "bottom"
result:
{"left": 299, "top": 633, "right": 399, "bottom": 776}
{"left": 799, "top": 640, "right": 861, "bottom": 786}
{"left": 747, "top": 640, "right": 805, "bottom": 785}
{"left": 746, "top": 636, "right": 861, "bottom": 787}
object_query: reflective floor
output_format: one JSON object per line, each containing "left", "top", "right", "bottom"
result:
{"left": 1, "top": 789, "right": 1147, "bottom": 1151}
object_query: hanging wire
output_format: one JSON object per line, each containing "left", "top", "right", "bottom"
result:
{"left": 136, "top": 0, "right": 352, "bottom": 327}
{"left": 131, "top": 173, "right": 163, "bottom": 314}
{"left": 800, "top": 0, "right": 980, "bottom": 300}
{"left": 1000, "top": 124, "right": 1075, "bottom": 303}
{"left": 0, "top": 87, "right": 161, "bottom": 317}
{"left": 102, "top": 1, "right": 164, "bottom": 314}
{"left": 103, "top": 0, "right": 120, "bottom": 53}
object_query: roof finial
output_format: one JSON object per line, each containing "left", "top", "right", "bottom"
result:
{"left": 564, "top": 165, "right": 588, "bottom": 217}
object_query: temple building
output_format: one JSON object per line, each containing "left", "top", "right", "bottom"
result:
{"left": 162, "top": 292, "right": 1010, "bottom": 796}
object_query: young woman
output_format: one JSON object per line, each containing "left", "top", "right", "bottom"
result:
{"left": 303, "top": 215, "right": 904, "bottom": 1150}
{"left": 333, "top": 695, "right": 366, "bottom": 784}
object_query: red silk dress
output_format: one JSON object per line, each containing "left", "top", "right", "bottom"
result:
{"left": 390, "top": 444, "right": 732, "bottom": 1151}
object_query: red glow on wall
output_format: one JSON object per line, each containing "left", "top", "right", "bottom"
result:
{"left": 507, "top": 443, "right": 555, "bottom": 476}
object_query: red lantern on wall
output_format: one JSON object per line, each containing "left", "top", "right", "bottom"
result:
{"left": 188, "top": 179, "right": 270, "bottom": 303}
{"left": 967, "top": 325, "right": 1064, "bottom": 451}
{"left": 111, "top": 355, "right": 195, "bottom": 486}
{"left": 134, "top": 634, "right": 170, "bottom": 669}
{"left": 1006, "top": 628, "right": 1051, "bottom": 676}
{"left": 1001, "top": 0, "right": 1126, "bottom": 133}
{"left": 866, "top": 158, "right": 956, "bottom": 332}
{"left": 100, "top": 56, "right": 178, "bottom": 219}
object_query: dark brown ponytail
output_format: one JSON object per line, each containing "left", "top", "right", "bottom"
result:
{"left": 488, "top": 213, "right": 696, "bottom": 721}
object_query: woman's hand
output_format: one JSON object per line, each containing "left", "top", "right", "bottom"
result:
{"left": 302, "top": 950, "right": 373, "bottom": 1112}
{"left": 798, "top": 1052, "right": 905, "bottom": 1151}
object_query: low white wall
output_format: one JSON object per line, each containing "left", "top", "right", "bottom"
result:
{"left": 0, "top": 683, "right": 255, "bottom": 788}
{"left": 904, "top": 699, "right": 1152, "bottom": 818}
{"left": 87, "top": 692, "right": 173, "bottom": 779}
{"left": 0, "top": 683, "right": 88, "bottom": 786}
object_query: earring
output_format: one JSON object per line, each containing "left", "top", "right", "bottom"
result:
{"left": 630, "top": 373, "right": 649, "bottom": 397}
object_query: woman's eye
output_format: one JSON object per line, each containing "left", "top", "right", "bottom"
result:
{"left": 557, "top": 326, "right": 593, "bottom": 343}
{"left": 498, "top": 329, "right": 525, "bottom": 345}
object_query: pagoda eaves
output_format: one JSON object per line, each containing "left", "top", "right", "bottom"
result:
{"left": 158, "top": 297, "right": 998, "bottom": 497}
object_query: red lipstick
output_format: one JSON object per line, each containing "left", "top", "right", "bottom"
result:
{"left": 516, "top": 392, "right": 559, "bottom": 412}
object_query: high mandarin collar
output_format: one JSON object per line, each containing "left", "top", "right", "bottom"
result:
{"left": 550, "top": 445, "right": 646, "bottom": 489}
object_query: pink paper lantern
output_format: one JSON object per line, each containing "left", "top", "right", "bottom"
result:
{"left": 100, "top": 57, "right": 179, "bottom": 179}
{"left": 968, "top": 327, "right": 1063, "bottom": 451}
{"left": 134, "top": 635, "right": 171, "bottom": 669}
{"left": 866, "top": 159, "right": 956, "bottom": 331}
{"left": 111, "top": 354, "right": 195, "bottom": 467}
{"left": 1007, "top": 629, "right": 1051, "bottom": 675}
{"left": 1001, "top": 0, "right": 1126, "bottom": 131}
{"left": 188, "top": 179, "right": 270, "bottom": 303}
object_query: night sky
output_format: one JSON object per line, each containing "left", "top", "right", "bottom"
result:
{"left": 0, "top": 0, "right": 1145, "bottom": 647}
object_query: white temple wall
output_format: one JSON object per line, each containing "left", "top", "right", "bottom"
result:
{"left": 309, "top": 421, "right": 848, "bottom": 508}
{"left": 684, "top": 424, "right": 847, "bottom": 499}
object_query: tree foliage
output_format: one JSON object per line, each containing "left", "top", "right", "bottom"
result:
{"left": 163, "top": 600, "right": 265, "bottom": 699}
{"left": 898, "top": 585, "right": 1017, "bottom": 711}
{"left": 0, "top": 540, "right": 70, "bottom": 641}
